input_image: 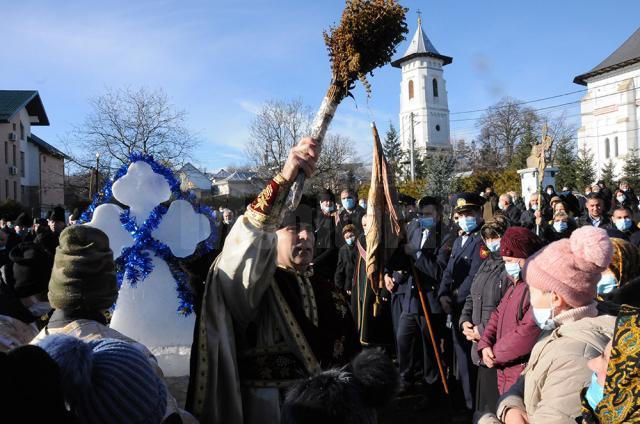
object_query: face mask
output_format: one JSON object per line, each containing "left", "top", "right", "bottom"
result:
{"left": 597, "top": 274, "right": 618, "bottom": 294}
{"left": 486, "top": 239, "right": 501, "bottom": 253}
{"left": 615, "top": 218, "right": 632, "bottom": 232}
{"left": 585, "top": 372, "right": 604, "bottom": 411}
{"left": 458, "top": 216, "right": 477, "bottom": 233}
{"left": 419, "top": 217, "right": 435, "bottom": 229}
{"left": 547, "top": 189, "right": 553, "bottom": 195}
{"left": 505, "top": 261, "right": 521, "bottom": 280}
{"left": 617, "top": 195, "right": 626, "bottom": 203}
{"left": 531, "top": 204, "right": 538, "bottom": 211}
{"left": 321, "top": 205, "right": 335, "bottom": 214}
{"left": 561, "top": 191, "right": 570, "bottom": 196}
{"left": 498, "top": 203, "right": 506, "bottom": 211}
{"left": 359, "top": 202, "right": 367, "bottom": 210}
{"left": 553, "top": 221, "right": 568, "bottom": 233}
{"left": 532, "top": 293, "right": 556, "bottom": 330}
{"left": 28, "top": 301, "right": 52, "bottom": 317}
{"left": 345, "top": 237, "right": 355, "bottom": 246}
{"left": 342, "top": 198, "right": 355, "bottom": 210}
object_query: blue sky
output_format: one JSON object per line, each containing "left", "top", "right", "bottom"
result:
{"left": 2, "top": 0, "right": 638, "bottom": 171}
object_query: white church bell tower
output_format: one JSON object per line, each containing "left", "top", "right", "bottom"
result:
{"left": 392, "top": 15, "right": 453, "bottom": 169}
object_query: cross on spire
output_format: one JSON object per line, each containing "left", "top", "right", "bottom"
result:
{"left": 416, "top": 9, "right": 422, "bottom": 26}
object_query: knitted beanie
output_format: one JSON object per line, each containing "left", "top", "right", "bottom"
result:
{"left": 9, "top": 242, "right": 54, "bottom": 298}
{"left": 608, "top": 238, "right": 640, "bottom": 286}
{"left": 523, "top": 226, "right": 613, "bottom": 307}
{"left": 37, "top": 335, "right": 167, "bottom": 424}
{"left": 48, "top": 225, "right": 118, "bottom": 312}
{"left": 500, "top": 227, "right": 543, "bottom": 259}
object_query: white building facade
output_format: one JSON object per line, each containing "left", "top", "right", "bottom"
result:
{"left": 392, "top": 17, "right": 452, "bottom": 163}
{"left": 574, "top": 28, "right": 640, "bottom": 181}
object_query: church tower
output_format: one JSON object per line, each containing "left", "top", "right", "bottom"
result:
{"left": 392, "top": 15, "right": 452, "bottom": 169}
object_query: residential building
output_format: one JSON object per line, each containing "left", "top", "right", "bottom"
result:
{"left": 0, "top": 90, "right": 66, "bottom": 216}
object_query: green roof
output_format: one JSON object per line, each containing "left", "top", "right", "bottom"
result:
{"left": 28, "top": 134, "right": 67, "bottom": 159}
{"left": 0, "top": 90, "right": 49, "bottom": 125}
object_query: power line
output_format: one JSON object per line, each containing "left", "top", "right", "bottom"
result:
{"left": 449, "top": 77, "right": 639, "bottom": 116}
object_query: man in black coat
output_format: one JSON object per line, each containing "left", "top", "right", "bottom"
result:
{"left": 334, "top": 224, "right": 357, "bottom": 294}
{"left": 596, "top": 180, "right": 613, "bottom": 212}
{"left": 386, "top": 196, "right": 453, "bottom": 393}
{"left": 559, "top": 186, "right": 580, "bottom": 217}
{"left": 496, "top": 194, "right": 521, "bottom": 227}
{"left": 576, "top": 193, "right": 611, "bottom": 229}
{"left": 314, "top": 189, "right": 342, "bottom": 282}
{"left": 438, "top": 192, "right": 487, "bottom": 411}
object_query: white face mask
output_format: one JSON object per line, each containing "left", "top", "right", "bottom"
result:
{"left": 532, "top": 293, "right": 556, "bottom": 330}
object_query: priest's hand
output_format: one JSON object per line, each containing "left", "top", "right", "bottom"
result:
{"left": 281, "top": 138, "right": 320, "bottom": 182}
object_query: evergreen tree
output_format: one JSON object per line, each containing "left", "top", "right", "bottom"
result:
{"left": 600, "top": 159, "right": 617, "bottom": 189}
{"left": 574, "top": 147, "right": 596, "bottom": 191}
{"left": 382, "top": 122, "right": 403, "bottom": 179}
{"left": 509, "top": 121, "right": 537, "bottom": 171}
{"left": 623, "top": 148, "right": 640, "bottom": 190}
{"left": 554, "top": 139, "right": 577, "bottom": 189}
{"left": 421, "top": 152, "right": 457, "bottom": 197}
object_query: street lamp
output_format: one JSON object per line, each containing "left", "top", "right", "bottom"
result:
{"left": 95, "top": 153, "right": 100, "bottom": 195}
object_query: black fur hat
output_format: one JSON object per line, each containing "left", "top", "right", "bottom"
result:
{"left": 281, "top": 348, "right": 399, "bottom": 424}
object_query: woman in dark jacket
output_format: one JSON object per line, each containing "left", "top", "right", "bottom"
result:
{"left": 459, "top": 219, "right": 509, "bottom": 421}
{"left": 477, "top": 227, "right": 543, "bottom": 400}
{"left": 334, "top": 224, "right": 357, "bottom": 294}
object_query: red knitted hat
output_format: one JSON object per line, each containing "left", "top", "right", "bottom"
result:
{"left": 500, "top": 227, "right": 543, "bottom": 259}
{"left": 523, "top": 226, "right": 613, "bottom": 307}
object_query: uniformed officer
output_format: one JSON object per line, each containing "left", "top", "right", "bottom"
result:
{"left": 437, "top": 192, "right": 487, "bottom": 411}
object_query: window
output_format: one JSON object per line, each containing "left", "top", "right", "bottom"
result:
{"left": 19, "top": 122, "right": 24, "bottom": 140}
{"left": 21, "top": 185, "right": 24, "bottom": 197}
{"left": 436, "top": 124, "right": 441, "bottom": 132}
{"left": 12, "top": 144, "right": 16, "bottom": 166}
{"left": 604, "top": 138, "right": 610, "bottom": 159}
{"left": 3, "top": 142, "right": 6, "bottom": 164}
{"left": 5, "top": 180, "right": 8, "bottom": 200}
{"left": 20, "top": 152, "right": 24, "bottom": 177}
{"left": 13, "top": 181, "right": 17, "bottom": 200}
{"left": 432, "top": 78, "right": 439, "bottom": 97}
{"left": 614, "top": 137, "right": 619, "bottom": 157}
{"left": 12, "top": 123, "right": 16, "bottom": 131}
{"left": 408, "top": 80, "right": 414, "bottom": 99}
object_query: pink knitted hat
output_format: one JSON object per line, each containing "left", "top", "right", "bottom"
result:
{"left": 523, "top": 226, "right": 613, "bottom": 307}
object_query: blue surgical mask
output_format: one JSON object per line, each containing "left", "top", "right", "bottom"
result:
{"left": 553, "top": 221, "right": 568, "bottom": 233}
{"left": 615, "top": 218, "right": 632, "bottom": 232}
{"left": 321, "top": 204, "right": 335, "bottom": 214}
{"left": 359, "top": 201, "right": 367, "bottom": 210}
{"left": 342, "top": 198, "right": 355, "bottom": 210}
{"left": 617, "top": 195, "right": 626, "bottom": 203}
{"left": 345, "top": 237, "right": 355, "bottom": 246}
{"left": 486, "top": 239, "right": 501, "bottom": 253}
{"left": 597, "top": 274, "right": 618, "bottom": 294}
{"left": 458, "top": 216, "right": 477, "bottom": 233}
{"left": 531, "top": 204, "right": 539, "bottom": 211}
{"left": 419, "top": 217, "right": 435, "bottom": 229}
{"left": 585, "top": 372, "right": 604, "bottom": 411}
{"left": 505, "top": 261, "right": 521, "bottom": 280}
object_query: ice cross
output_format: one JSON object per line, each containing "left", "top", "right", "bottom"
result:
{"left": 88, "top": 160, "right": 211, "bottom": 261}
{"left": 85, "top": 159, "right": 212, "bottom": 377}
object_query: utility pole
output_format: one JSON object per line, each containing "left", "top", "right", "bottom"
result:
{"left": 410, "top": 112, "right": 416, "bottom": 181}
{"left": 95, "top": 153, "right": 100, "bottom": 195}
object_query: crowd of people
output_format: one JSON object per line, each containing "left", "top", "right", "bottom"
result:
{"left": 0, "top": 138, "right": 639, "bottom": 424}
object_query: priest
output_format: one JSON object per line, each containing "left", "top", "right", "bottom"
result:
{"left": 190, "top": 138, "right": 359, "bottom": 424}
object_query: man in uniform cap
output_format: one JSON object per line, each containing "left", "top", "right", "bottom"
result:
{"left": 438, "top": 192, "right": 487, "bottom": 411}
{"left": 191, "top": 138, "right": 359, "bottom": 424}
{"left": 13, "top": 213, "right": 32, "bottom": 241}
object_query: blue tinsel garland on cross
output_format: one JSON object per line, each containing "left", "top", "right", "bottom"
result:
{"left": 78, "top": 152, "right": 217, "bottom": 316}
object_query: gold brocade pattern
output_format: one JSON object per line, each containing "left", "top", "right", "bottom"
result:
{"left": 593, "top": 305, "right": 640, "bottom": 424}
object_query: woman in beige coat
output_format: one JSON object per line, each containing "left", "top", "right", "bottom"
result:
{"left": 481, "top": 227, "right": 616, "bottom": 424}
